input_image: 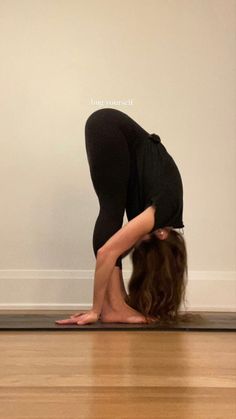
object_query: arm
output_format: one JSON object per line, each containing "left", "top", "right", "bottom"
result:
{"left": 92, "top": 205, "right": 156, "bottom": 315}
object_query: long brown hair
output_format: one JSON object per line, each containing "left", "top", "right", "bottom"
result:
{"left": 124, "top": 229, "right": 200, "bottom": 324}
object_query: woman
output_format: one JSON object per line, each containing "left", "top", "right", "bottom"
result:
{"left": 56, "top": 108, "right": 188, "bottom": 326}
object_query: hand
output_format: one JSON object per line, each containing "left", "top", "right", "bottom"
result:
{"left": 55, "top": 310, "right": 99, "bottom": 325}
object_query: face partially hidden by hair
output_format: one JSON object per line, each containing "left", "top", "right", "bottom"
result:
{"left": 126, "top": 227, "right": 188, "bottom": 324}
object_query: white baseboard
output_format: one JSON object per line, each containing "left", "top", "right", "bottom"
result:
{"left": 0, "top": 269, "right": 235, "bottom": 311}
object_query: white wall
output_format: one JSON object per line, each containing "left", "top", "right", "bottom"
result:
{"left": 0, "top": 0, "right": 235, "bottom": 310}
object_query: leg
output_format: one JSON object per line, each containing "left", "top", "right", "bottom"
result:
{"left": 101, "top": 266, "right": 152, "bottom": 324}
{"left": 85, "top": 108, "right": 131, "bottom": 269}
{"left": 103, "top": 266, "right": 128, "bottom": 310}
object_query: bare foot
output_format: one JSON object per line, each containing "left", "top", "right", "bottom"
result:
{"left": 100, "top": 303, "right": 152, "bottom": 324}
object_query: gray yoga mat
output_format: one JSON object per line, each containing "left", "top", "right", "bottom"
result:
{"left": 0, "top": 312, "right": 235, "bottom": 331}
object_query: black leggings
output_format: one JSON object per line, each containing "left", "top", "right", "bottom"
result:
{"left": 84, "top": 108, "right": 149, "bottom": 269}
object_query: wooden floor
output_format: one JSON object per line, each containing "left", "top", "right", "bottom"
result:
{"left": 0, "top": 321, "right": 235, "bottom": 419}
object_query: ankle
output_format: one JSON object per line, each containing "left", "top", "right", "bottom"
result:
{"left": 102, "top": 298, "right": 126, "bottom": 313}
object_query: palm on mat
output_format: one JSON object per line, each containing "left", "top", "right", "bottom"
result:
{"left": 55, "top": 310, "right": 99, "bottom": 325}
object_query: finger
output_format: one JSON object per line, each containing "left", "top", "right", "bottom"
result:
{"left": 70, "top": 312, "right": 85, "bottom": 318}
{"left": 55, "top": 319, "right": 72, "bottom": 324}
{"left": 76, "top": 319, "right": 86, "bottom": 324}
{"left": 55, "top": 318, "right": 78, "bottom": 324}
{"left": 76, "top": 315, "right": 91, "bottom": 325}
{"left": 70, "top": 314, "right": 78, "bottom": 318}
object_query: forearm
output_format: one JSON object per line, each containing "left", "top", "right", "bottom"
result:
{"left": 92, "top": 251, "right": 117, "bottom": 315}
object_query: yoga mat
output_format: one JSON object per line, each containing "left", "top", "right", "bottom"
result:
{"left": 0, "top": 312, "right": 235, "bottom": 331}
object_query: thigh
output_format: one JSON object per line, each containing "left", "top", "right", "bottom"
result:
{"left": 85, "top": 108, "right": 131, "bottom": 201}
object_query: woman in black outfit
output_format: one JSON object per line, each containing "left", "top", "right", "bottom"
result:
{"left": 56, "top": 108, "right": 188, "bottom": 326}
